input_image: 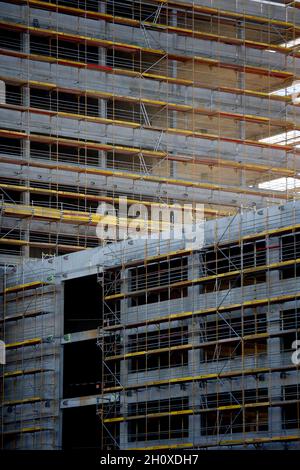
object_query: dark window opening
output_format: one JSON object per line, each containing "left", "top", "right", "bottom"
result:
{"left": 6, "top": 84, "right": 22, "bottom": 106}
{"left": 30, "top": 88, "right": 51, "bottom": 109}
{"left": 201, "top": 409, "right": 268, "bottom": 436}
{"left": 57, "top": 0, "right": 99, "bottom": 12}
{"left": 201, "top": 272, "right": 266, "bottom": 294}
{"left": 281, "top": 332, "right": 299, "bottom": 353}
{"left": 130, "top": 349, "right": 188, "bottom": 372}
{"left": 280, "top": 308, "right": 300, "bottom": 331}
{"left": 131, "top": 287, "right": 187, "bottom": 307}
{"left": 30, "top": 141, "right": 50, "bottom": 159}
{"left": 203, "top": 339, "right": 267, "bottom": 362}
{"left": 128, "top": 396, "right": 188, "bottom": 416}
{"left": 201, "top": 240, "right": 266, "bottom": 277}
{"left": 205, "top": 388, "right": 268, "bottom": 409}
{"left": 130, "top": 257, "right": 188, "bottom": 291}
{"left": 0, "top": 29, "right": 21, "bottom": 51}
{"left": 64, "top": 274, "right": 102, "bottom": 333}
{"left": 0, "top": 188, "right": 21, "bottom": 204}
{"left": 62, "top": 405, "right": 101, "bottom": 450}
{"left": 106, "top": 49, "right": 137, "bottom": 71}
{"left": 201, "top": 312, "right": 267, "bottom": 343}
{"left": 128, "top": 415, "right": 188, "bottom": 442}
{"left": 281, "top": 233, "right": 300, "bottom": 261}
{"left": 0, "top": 137, "right": 21, "bottom": 156}
{"left": 280, "top": 264, "right": 300, "bottom": 280}
{"left": 63, "top": 340, "right": 101, "bottom": 397}
{"left": 283, "top": 384, "right": 300, "bottom": 401}
{"left": 30, "top": 35, "right": 50, "bottom": 55}
{"left": 128, "top": 326, "right": 188, "bottom": 353}
{"left": 282, "top": 403, "right": 300, "bottom": 430}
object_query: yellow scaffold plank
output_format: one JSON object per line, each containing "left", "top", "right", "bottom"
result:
{"left": 104, "top": 256, "right": 300, "bottom": 301}
{"left": 0, "top": 238, "right": 84, "bottom": 252}
{"left": 0, "top": 183, "right": 203, "bottom": 215}
{"left": 12, "top": 0, "right": 300, "bottom": 34}
{"left": 4, "top": 281, "right": 48, "bottom": 294}
{"left": 3, "top": 396, "right": 42, "bottom": 406}
{"left": 3, "top": 426, "right": 49, "bottom": 435}
{"left": 0, "top": 75, "right": 294, "bottom": 130}
{"left": 0, "top": 47, "right": 294, "bottom": 104}
{"left": 106, "top": 332, "right": 269, "bottom": 361}
{"left": 6, "top": 338, "right": 42, "bottom": 349}
{"left": 105, "top": 291, "right": 300, "bottom": 331}
{"left": 131, "top": 443, "right": 194, "bottom": 451}
{"left": 103, "top": 364, "right": 299, "bottom": 393}
{"left": 103, "top": 401, "right": 271, "bottom": 423}
{"left": 2, "top": 9, "right": 298, "bottom": 55}
{"left": 3, "top": 368, "right": 46, "bottom": 378}
{"left": 219, "top": 435, "right": 300, "bottom": 447}
{"left": 0, "top": 203, "right": 170, "bottom": 231}
{"left": 5, "top": 99, "right": 297, "bottom": 152}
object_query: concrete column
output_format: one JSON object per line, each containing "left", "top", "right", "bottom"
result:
{"left": 98, "top": 24, "right": 107, "bottom": 169}
{"left": 187, "top": 253, "right": 202, "bottom": 441}
{"left": 266, "top": 237, "right": 282, "bottom": 435}
{"left": 22, "top": 32, "right": 30, "bottom": 54}
{"left": 21, "top": 136, "right": 30, "bottom": 258}
{"left": 169, "top": 8, "right": 177, "bottom": 179}
{"left": 119, "top": 267, "right": 129, "bottom": 448}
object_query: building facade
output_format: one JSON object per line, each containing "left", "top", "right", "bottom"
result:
{"left": 1, "top": 201, "right": 300, "bottom": 449}
{"left": 0, "top": 0, "right": 300, "bottom": 265}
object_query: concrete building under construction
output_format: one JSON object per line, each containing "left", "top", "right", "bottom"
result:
{"left": 1, "top": 0, "right": 300, "bottom": 451}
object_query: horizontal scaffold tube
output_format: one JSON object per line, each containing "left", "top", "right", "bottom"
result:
{"left": 1, "top": 101, "right": 298, "bottom": 153}
{"left": 1, "top": 7, "right": 299, "bottom": 56}
{"left": 10, "top": 0, "right": 300, "bottom": 36}
{"left": 0, "top": 128, "right": 296, "bottom": 179}
{"left": 103, "top": 398, "right": 299, "bottom": 424}
{"left": 104, "top": 290, "right": 300, "bottom": 331}
{"left": 1, "top": 75, "right": 295, "bottom": 131}
{"left": 103, "top": 363, "right": 300, "bottom": 393}
{"left": 131, "top": 434, "right": 300, "bottom": 450}
{"left": 104, "top": 256, "right": 300, "bottom": 301}
{"left": 0, "top": 46, "right": 296, "bottom": 107}
{"left": 105, "top": 328, "right": 300, "bottom": 362}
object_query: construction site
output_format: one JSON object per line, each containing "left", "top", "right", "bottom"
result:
{"left": 1, "top": 0, "right": 300, "bottom": 451}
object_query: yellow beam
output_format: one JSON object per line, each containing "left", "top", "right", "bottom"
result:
{"left": 4, "top": 280, "right": 49, "bottom": 294}
{"left": 3, "top": 396, "right": 42, "bottom": 406}
{"left": 0, "top": 152, "right": 290, "bottom": 200}
{"left": 0, "top": 75, "right": 294, "bottom": 131}
{"left": 3, "top": 426, "right": 49, "bottom": 435}
{"left": 131, "top": 443, "right": 194, "bottom": 450}
{"left": 2, "top": 10, "right": 298, "bottom": 56}
{"left": 2, "top": 100, "right": 297, "bottom": 152}
{"left": 0, "top": 238, "right": 85, "bottom": 252}
{"left": 103, "top": 220, "right": 300, "bottom": 274}
{"left": 3, "top": 368, "right": 47, "bottom": 378}
{"left": 0, "top": 202, "right": 170, "bottom": 232}
{"left": 104, "top": 256, "right": 300, "bottom": 301}
{"left": 105, "top": 291, "right": 300, "bottom": 331}
{"left": 103, "top": 363, "right": 299, "bottom": 393}
{"left": 0, "top": 127, "right": 296, "bottom": 179}
{"left": 0, "top": 182, "right": 208, "bottom": 215}
{"left": 0, "top": 26, "right": 297, "bottom": 104}
{"left": 103, "top": 401, "right": 271, "bottom": 423}
{"left": 131, "top": 434, "right": 300, "bottom": 450}
{"left": 105, "top": 332, "right": 269, "bottom": 361}
{"left": 12, "top": 0, "right": 300, "bottom": 35}
{"left": 6, "top": 338, "right": 42, "bottom": 349}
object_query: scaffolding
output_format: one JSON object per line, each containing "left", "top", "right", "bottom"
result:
{"left": 0, "top": 259, "right": 58, "bottom": 449}
{"left": 97, "top": 204, "right": 300, "bottom": 449}
{"left": 0, "top": 0, "right": 300, "bottom": 451}
{"left": 1, "top": 0, "right": 300, "bottom": 260}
